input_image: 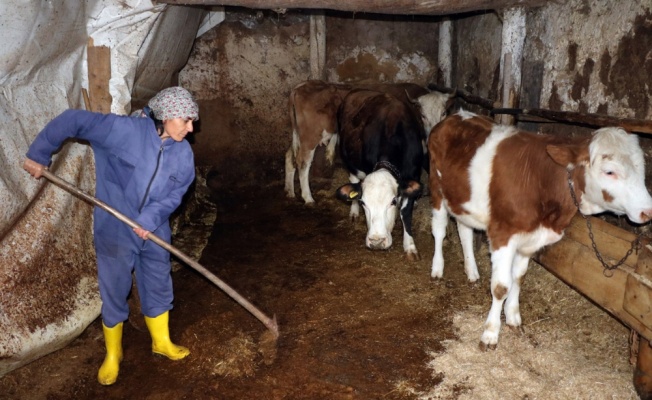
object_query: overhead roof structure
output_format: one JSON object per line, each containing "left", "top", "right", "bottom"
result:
{"left": 158, "top": 0, "right": 549, "bottom": 15}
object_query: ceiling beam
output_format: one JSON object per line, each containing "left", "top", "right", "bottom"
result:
{"left": 156, "top": 0, "right": 549, "bottom": 16}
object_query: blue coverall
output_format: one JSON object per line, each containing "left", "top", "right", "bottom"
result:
{"left": 26, "top": 109, "right": 195, "bottom": 327}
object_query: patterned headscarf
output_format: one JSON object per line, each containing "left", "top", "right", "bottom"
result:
{"left": 148, "top": 86, "right": 199, "bottom": 121}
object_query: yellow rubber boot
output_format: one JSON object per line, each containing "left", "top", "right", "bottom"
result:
{"left": 97, "top": 322, "right": 123, "bottom": 385}
{"left": 144, "top": 311, "right": 190, "bottom": 360}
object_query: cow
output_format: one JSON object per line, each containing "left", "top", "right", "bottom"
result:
{"left": 335, "top": 89, "right": 429, "bottom": 261}
{"left": 428, "top": 109, "right": 652, "bottom": 350}
{"left": 284, "top": 80, "right": 450, "bottom": 204}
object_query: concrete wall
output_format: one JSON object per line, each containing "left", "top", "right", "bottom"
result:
{"left": 452, "top": 1, "right": 652, "bottom": 122}
{"left": 181, "top": 2, "right": 651, "bottom": 186}
{"left": 179, "top": 10, "right": 439, "bottom": 183}
{"left": 450, "top": 1, "right": 652, "bottom": 186}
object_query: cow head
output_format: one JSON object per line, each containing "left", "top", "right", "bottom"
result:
{"left": 415, "top": 91, "right": 454, "bottom": 135}
{"left": 547, "top": 127, "right": 652, "bottom": 224}
{"left": 336, "top": 169, "right": 422, "bottom": 250}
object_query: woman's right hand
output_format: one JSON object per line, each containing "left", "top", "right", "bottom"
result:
{"left": 23, "top": 158, "right": 46, "bottom": 178}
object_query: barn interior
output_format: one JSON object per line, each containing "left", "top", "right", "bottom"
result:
{"left": 1, "top": 0, "right": 652, "bottom": 399}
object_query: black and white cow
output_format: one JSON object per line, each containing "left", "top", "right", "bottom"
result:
{"left": 285, "top": 80, "right": 451, "bottom": 204}
{"left": 335, "top": 89, "right": 433, "bottom": 261}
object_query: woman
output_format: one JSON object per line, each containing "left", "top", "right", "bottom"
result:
{"left": 23, "top": 86, "right": 198, "bottom": 385}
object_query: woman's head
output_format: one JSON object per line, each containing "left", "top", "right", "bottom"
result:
{"left": 148, "top": 86, "right": 199, "bottom": 142}
{"left": 148, "top": 86, "right": 199, "bottom": 121}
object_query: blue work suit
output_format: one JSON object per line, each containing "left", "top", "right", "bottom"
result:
{"left": 26, "top": 109, "right": 195, "bottom": 327}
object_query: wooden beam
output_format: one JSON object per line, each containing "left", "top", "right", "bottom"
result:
{"left": 535, "top": 215, "right": 652, "bottom": 341}
{"left": 428, "top": 83, "right": 500, "bottom": 110}
{"left": 492, "top": 107, "right": 652, "bottom": 136}
{"left": 309, "top": 12, "right": 326, "bottom": 80}
{"left": 87, "top": 39, "right": 112, "bottom": 113}
{"left": 497, "top": 7, "right": 526, "bottom": 125}
{"left": 428, "top": 83, "right": 652, "bottom": 136}
{"left": 156, "top": 0, "right": 550, "bottom": 16}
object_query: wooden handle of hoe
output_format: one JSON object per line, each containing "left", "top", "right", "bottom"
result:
{"left": 40, "top": 168, "right": 279, "bottom": 338}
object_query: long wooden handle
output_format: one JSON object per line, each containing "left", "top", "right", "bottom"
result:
{"left": 40, "top": 169, "right": 279, "bottom": 338}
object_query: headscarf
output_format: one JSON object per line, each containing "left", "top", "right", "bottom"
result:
{"left": 148, "top": 86, "right": 199, "bottom": 121}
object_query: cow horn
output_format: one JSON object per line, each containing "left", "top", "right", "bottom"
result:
{"left": 405, "top": 89, "right": 420, "bottom": 105}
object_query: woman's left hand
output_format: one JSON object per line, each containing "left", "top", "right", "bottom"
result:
{"left": 133, "top": 227, "right": 151, "bottom": 240}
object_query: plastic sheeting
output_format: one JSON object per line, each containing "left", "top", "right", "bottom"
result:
{"left": 0, "top": 0, "right": 205, "bottom": 377}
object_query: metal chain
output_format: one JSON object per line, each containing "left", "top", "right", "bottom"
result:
{"left": 566, "top": 170, "right": 643, "bottom": 277}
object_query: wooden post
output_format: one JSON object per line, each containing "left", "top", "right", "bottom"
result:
{"left": 86, "top": 38, "right": 112, "bottom": 113}
{"left": 635, "top": 337, "right": 652, "bottom": 399}
{"left": 498, "top": 7, "right": 526, "bottom": 125}
{"left": 535, "top": 215, "right": 652, "bottom": 340}
{"left": 309, "top": 11, "right": 326, "bottom": 80}
{"left": 438, "top": 18, "right": 453, "bottom": 87}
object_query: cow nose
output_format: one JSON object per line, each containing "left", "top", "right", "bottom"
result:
{"left": 640, "top": 209, "right": 652, "bottom": 223}
{"left": 367, "top": 236, "right": 390, "bottom": 250}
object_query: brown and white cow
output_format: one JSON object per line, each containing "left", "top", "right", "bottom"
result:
{"left": 335, "top": 89, "right": 427, "bottom": 261}
{"left": 428, "top": 109, "right": 652, "bottom": 350}
{"left": 284, "top": 80, "right": 450, "bottom": 204}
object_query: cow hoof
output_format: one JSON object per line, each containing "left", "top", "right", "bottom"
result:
{"left": 406, "top": 251, "right": 420, "bottom": 262}
{"left": 507, "top": 325, "right": 525, "bottom": 336}
{"left": 479, "top": 341, "right": 497, "bottom": 352}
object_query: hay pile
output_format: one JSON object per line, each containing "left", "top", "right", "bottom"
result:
{"left": 401, "top": 261, "right": 638, "bottom": 399}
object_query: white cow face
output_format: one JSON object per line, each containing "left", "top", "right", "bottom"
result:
{"left": 359, "top": 170, "right": 400, "bottom": 250}
{"left": 583, "top": 127, "right": 652, "bottom": 224}
{"left": 417, "top": 91, "right": 452, "bottom": 135}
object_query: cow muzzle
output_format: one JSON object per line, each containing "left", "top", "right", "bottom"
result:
{"left": 367, "top": 235, "right": 392, "bottom": 250}
{"left": 638, "top": 209, "right": 652, "bottom": 224}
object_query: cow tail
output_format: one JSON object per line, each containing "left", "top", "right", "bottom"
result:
{"left": 289, "top": 88, "right": 300, "bottom": 157}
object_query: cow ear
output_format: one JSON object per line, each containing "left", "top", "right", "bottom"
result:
{"left": 400, "top": 180, "right": 423, "bottom": 199}
{"left": 444, "top": 95, "right": 456, "bottom": 115}
{"left": 546, "top": 145, "right": 572, "bottom": 167}
{"left": 546, "top": 144, "right": 589, "bottom": 169}
{"left": 336, "top": 183, "right": 362, "bottom": 202}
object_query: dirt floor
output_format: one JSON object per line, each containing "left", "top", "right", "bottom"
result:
{"left": 0, "top": 166, "right": 641, "bottom": 399}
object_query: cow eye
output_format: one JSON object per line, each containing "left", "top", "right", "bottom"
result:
{"left": 391, "top": 197, "right": 398, "bottom": 207}
{"left": 603, "top": 170, "right": 617, "bottom": 178}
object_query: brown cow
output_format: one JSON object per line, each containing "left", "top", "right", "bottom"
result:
{"left": 428, "top": 109, "right": 652, "bottom": 350}
{"left": 284, "top": 80, "right": 450, "bottom": 204}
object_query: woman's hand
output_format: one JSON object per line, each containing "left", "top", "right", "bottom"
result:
{"left": 133, "top": 227, "right": 151, "bottom": 240}
{"left": 23, "top": 158, "right": 46, "bottom": 178}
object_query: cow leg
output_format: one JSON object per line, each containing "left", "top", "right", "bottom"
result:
{"left": 480, "top": 242, "right": 517, "bottom": 351}
{"left": 297, "top": 147, "right": 316, "bottom": 204}
{"left": 457, "top": 222, "right": 479, "bottom": 282}
{"left": 284, "top": 146, "right": 297, "bottom": 199}
{"left": 400, "top": 197, "right": 419, "bottom": 261}
{"left": 431, "top": 206, "right": 448, "bottom": 278}
{"left": 324, "top": 133, "right": 338, "bottom": 165}
{"left": 504, "top": 252, "right": 530, "bottom": 328}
